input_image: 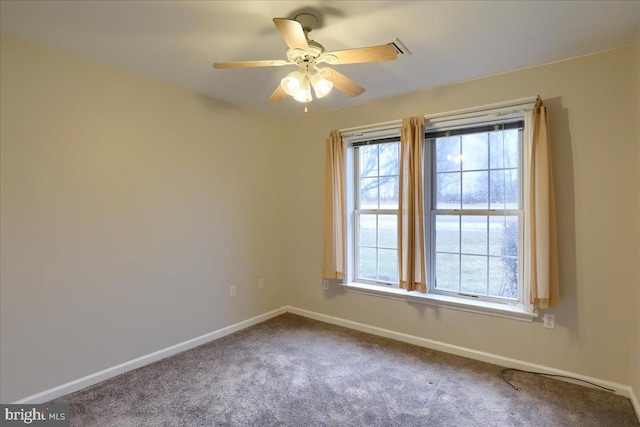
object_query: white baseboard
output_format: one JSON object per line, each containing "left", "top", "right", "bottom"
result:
{"left": 285, "top": 306, "right": 634, "bottom": 400}
{"left": 13, "top": 303, "right": 638, "bottom": 423}
{"left": 13, "top": 307, "right": 288, "bottom": 404}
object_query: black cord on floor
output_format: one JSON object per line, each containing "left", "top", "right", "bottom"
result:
{"left": 500, "top": 368, "right": 615, "bottom": 393}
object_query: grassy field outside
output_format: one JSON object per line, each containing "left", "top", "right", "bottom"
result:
{"left": 357, "top": 214, "right": 519, "bottom": 299}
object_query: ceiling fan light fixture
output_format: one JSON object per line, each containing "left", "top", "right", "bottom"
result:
{"left": 214, "top": 15, "right": 397, "bottom": 108}
{"left": 292, "top": 81, "right": 312, "bottom": 103}
{"left": 281, "top": 71, "right": 305, "bottom": 96}
{"left": 310, "top": 73, "right": 333, "bottom": 98}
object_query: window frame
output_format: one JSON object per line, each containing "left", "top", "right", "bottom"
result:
{"left": 341, "top": 100, "right": 537, "bottom": 321}
{"left": 427, "top": 122, "right": 525, "bottom": 305}
{"left": 352, "top": 136, "right": 401, "bottom": 287}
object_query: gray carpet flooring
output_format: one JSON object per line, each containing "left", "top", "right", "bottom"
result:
{"left": 53, "top": 313, "right": 639, "bottom": 426}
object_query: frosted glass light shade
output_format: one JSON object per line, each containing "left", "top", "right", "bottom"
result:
{"left": 310, "top": 74, "right": 333, "bottom": 98}
{"left": 292, "top": 82, "right": 312, "bottom": 103}
{"left": 281, "top": 71, "right": 305, "bottom": 96}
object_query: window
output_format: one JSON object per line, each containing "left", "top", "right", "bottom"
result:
{"left": 354, "top": 140, "right": 400, "bottom": 285}
{"left": 430, "top": 122, "right": 523, "bottom": 303}
{"left": 343, "top": 102, "right": 534, "bottom": 316}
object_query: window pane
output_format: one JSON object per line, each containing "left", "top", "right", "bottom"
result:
{"left": 378, "top": 249, "right": 398, "bottom": 283}
{"left": 435, "top": 253, "right": 459, "bottom": 292}
{"left": 359, "top": 177, "right": 378, "bottom": 209}
{"left": 489, "top": 216, "right": 518, "bottom": 257}
{"left": 462, "top": 171, "right": 488, "bottom": 209}
{"left": 359, "top": 214, "right": 377, "bottom": 247}
{"left": 461, "top": 216, "right": 487, "bottom": 255}
{"left": 359, "top": 145, "right": 378, "bottom": 177}
{"left": 461, "top": 133, "right": 488, "bottom": 171}
{"left": 461, "top": 255, "right": 487, "bottom": 295}
{"left": 490, "top": 129, "right": 519, "bottom": 169}
{"left": 489, "top": 132, "right": 505, "bottom": 169}
{"left": 379, "top": 143, "right": 399, "bottom": 176}
{"left": 503, "top": 130, "right": 519, "bottom": 168}
{"left": 489, "top": 256, "right": 518, "bottom": 299}
{"left": 435, "top": 215, "right": 459, "bottom": 253}
{"left": 358, "top": 247, "right": 377, "bottom": 281}
{"left": 378, "top": 214, "right": 397, "bottom": 249}
{"left": 488, "top": 216, "right": 504, "bottom": 256}
{"left": 504, "top": 169, "right": 519, "bottom": 209}
{"left": 489, "top": 170, "right": 506, "bottom": 209}
{"left": 379, "top": 176, "right": 399, "bottom": 209}
{"left": 436, "top": 172, "right": 461, "bottom": 209}
{"left": 435, "top": 136, "right": 461, "bottom": 173}
{"left": 490, "top": 169, "right": 519, "bottom": 210}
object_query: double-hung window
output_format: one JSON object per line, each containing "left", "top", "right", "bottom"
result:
{"left": 344, "top": 101, "right": 535, "bottom": 317}
{"left": 429, "top": 121, "right": 523, "bottom": 303}
{"left": 353, "top": 139, "right": 400, "bottom": 285}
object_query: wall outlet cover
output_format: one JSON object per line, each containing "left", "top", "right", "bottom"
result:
{"left": 543, "top": 313, "right": 555, "bottom": 329}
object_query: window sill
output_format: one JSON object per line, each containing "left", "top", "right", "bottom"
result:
{"left": 342, "top": 282, "right": 537, "bottom": 322}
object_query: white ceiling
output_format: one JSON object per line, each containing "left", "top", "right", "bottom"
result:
{"left": 1, "top": 1, "right": 638, "bottom": 118}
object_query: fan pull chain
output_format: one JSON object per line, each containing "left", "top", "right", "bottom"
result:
{"left": 304, "top": 102, "right": 308, "bottom": 113}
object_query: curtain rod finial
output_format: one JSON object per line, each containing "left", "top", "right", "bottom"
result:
{"left": 535, "top": 95, "right": 543, "bottom": 108}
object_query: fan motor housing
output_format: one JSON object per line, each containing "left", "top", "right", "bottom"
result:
{"left": 287, "top": 40, "right": 325, "bottom": 64}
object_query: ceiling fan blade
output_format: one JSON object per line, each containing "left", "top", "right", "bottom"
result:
{"left": 321, "top": 67, "right": 365, "bottom": 97}
{"left": 273, "top": 18, "right": 310, "bottom": 52}
{"left": 323, "top": 44, "right": 398, "bottom": 65}
{"left": 268, "top": 85, "right": 287, "bottom": 102}
{"left": 213, "top": 60, "right": 289, "bottom": 69}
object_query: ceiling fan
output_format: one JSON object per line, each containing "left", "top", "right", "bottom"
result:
{"left": 213, "top": 13, "right": 399, "bottom": 111}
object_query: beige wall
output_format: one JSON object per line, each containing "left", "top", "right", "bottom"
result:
{"left": 283, "top": 46, "right": 639, "bottom": 386}
{"left": 2, "top": 33, "right": 639, "bottom": 405}
{"left": 0, "top": 35, "right": 286, "bottom": 402}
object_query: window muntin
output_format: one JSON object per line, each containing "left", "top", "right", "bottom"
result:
{"left": 430, "top": 123, "right": 523, "bottom": 302}
{"left": 354, "top": 141, "right": 400, "bottom": 285}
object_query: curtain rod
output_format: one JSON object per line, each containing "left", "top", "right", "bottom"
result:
{"left": 423, "top": 96, "right": 538, "bottom": 121}
{"left": 339, "top": 96, "right": 538, "bottom": 137}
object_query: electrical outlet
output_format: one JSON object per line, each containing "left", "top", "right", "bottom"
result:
{"left": 323, "top": 279, "right": 329, "bottom": 290}
{"left": 543, "top": 313, "right": 555, "bottom": 329}
{"left": 258, "top": 279, "right": 265, "bottom": 290}
{"left": 230, "top": 285, "right": 236, "bottom": 298}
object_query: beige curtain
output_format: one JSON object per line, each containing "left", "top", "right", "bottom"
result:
{"left": 528, "top": 97, "right": 560, "bottom": 308}
{"left": 398, "top": 117, "right": 426, "bottom": 292}
{"left": 322, "top": 130, "right": 346, "bottom": 279}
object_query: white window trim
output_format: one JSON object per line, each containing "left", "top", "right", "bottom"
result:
{"left": 341, "top": 98, "right": 538, "bottom": 322}
{"left": 342, "top": 281, "right": 536, "bottom": 322}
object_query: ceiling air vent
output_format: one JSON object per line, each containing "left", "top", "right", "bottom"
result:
{"left": 388, "top": 37, "right": 412, "bottom": 56}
